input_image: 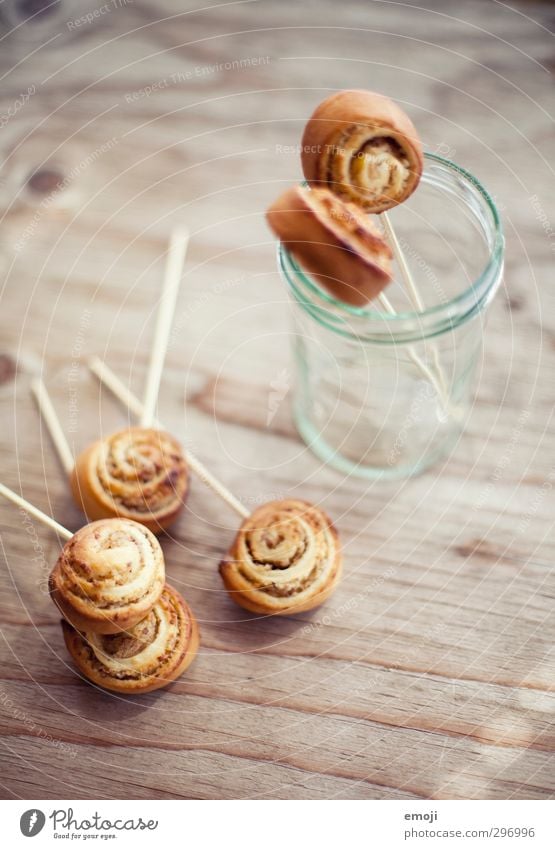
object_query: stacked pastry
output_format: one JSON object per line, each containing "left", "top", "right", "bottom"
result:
{"left": 50, "top": 518, "right": 199, "bottom": 693}
{"left": 266, "top": 89, "right": 424, "bottom": 305}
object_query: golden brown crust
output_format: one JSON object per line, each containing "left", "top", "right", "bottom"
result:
{"left": 50, "top": 518, "right": 165, "bottom": 634}
{"left": 61, "top": 584, "right": 199, "bottom": 694}
{"left": 266, "top": 184, "right": 393, "bottom": 305}
{"left": 219, "top": 499, "right": 342, "bottom": 615}
{"left": 70, "top": 427, "right": 188, "bottom": 535}
{"left": 301, "top": 89, "right": 423, "bottom": 213}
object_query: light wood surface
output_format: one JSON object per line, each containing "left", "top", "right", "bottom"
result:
{"left": 0, "top": 0, "right": 553, "bottom": 800}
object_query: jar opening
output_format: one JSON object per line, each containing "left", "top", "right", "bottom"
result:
{"left": 279, "top": 153, "right": 504, "bottom": 344}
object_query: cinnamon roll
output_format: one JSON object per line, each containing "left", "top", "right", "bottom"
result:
{"left": 266, "top": 184, "right": 393, "bottom": 305}
{"left": 70, "top": 427, "right": 188, "bottom": 534}
{"left": 301, "top": 90, "right": 423, "bottom": 213}
{"left": 219, "top": 499, "right": 342, "bottom": 615}
{"left": 61, "top": 584, "right": 199, "bottom": 694}
{"left": 49, "top": 518, "right": 165, "bottom": 634}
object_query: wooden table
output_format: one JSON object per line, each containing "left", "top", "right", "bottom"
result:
{"left": 0, "top": 0, "right": 553, "bottom": 800}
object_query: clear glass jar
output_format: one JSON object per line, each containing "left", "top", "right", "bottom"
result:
{"left": 278, "top": 154, "right": 504, "bottom": 479}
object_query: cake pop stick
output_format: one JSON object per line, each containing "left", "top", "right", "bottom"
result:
{"left": 376, "top": 290, "right": 451, "bottom": 409}
{"left": 0, "top": 483, "right": 72, "bottom": 539}
{"left": 381, "top": 212, "right": 425, "bottom": 311}
{"left": 31, "top": 378, "right": 74, "bottom": 476}
{"left": 49, "top": 229, "right": 192, "bottom": 533}
{"left": 141, "top": 226, "right": 189, "bottom": 427}
{"left": 89, "top": 356, "right": 250, "bottom": 520}
{"left": 380, "top": 213, "right": 450, "bottom": 399}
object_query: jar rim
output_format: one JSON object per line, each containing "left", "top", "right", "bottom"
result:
{"left": 278, "top": 153, "right": 504, "bottom": 341}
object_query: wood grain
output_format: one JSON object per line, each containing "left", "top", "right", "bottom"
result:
{"left": 0, "top": 0, "right": 553, "bottom": 800}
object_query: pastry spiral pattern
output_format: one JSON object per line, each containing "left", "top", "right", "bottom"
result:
{"left": 301, "top": 90, "right": 423, "bottom": 213}
{"left": 267, "top": 184, "right": 393, "bottom": 305}
{"left": 219, "top": 499, "right": 342, "bottom": 615}
{"left": 70, "top": 427, "right": 188, "bottom": 534}
{"left": 49, "top": 518, "right": 165, "bottom": 634}
{"left": 61, "top": 584, "right": 199, "bottom": 693}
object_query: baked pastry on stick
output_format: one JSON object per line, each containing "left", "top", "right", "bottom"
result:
{"left": 49, "top": 518, "right": 165, "bottom": 634}
{"left": 61, "top": 584, "right": 199, "bottom": 693}
{"left": 301, "top": 89, "right": 423, "bottom": 212}
{"left": 70, "top": 427, "right": 188, "bottom": 534}
{"left": 266, "top": 184, "right": 393, "bottom": 305}
{"left": 220, "top": 499, "right": 342, "bottom": 615}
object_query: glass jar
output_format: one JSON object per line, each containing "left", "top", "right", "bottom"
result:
{"left": 278, "top": 154, "right": 504, "bottom": 479}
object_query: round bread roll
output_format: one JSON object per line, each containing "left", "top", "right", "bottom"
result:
{"left": 61, "top": 584, "right": 199, "bottom": 694}
{"left": 301, "top": 89, "right": 423, "bottom": 212}
{"left": 220, "top": 499, "right": 342, "bottom": 615}
{"left": 49, "top": 518, "right": 165, "bottom": 634}
{"left": 70, "top": 427, "right": 188, "bottom": 534}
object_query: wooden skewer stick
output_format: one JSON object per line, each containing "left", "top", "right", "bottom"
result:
{"left": 380, "top": 212, "right": 454, "bottom": 412}
{"left": 377, "top": 291, "right": 452, "bottom": 414}
{"left": 0, "top": 482, "right": 73, "bottom": 540}
{"left": 31, "top": 378, "right": 74, "bottom": 476}
{"left": 141, "top": 227, "right": 190, "bottom": 428}
{"left": 382, "top": 213, "right": 427, "bottom": 313}
{"left": 89, "top": 356, "right": 250, "bottom": 520}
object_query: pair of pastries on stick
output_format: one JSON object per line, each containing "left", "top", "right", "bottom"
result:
{"left": 50, "top": 518, "right": 199, "bottom": 693}
{"left": 70, "top": 427, "right": 189, "bottom": 535}
{"left": 267, "top": 89, "right": 423, "bottom": 305}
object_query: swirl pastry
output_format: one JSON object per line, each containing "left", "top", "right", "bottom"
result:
{"left": 49, "top": 518, "right": 165, "bottom": 634}
{"left": 266, "top": 184, "right": 393, "bottom": 305}
{"left": 70, "top": 427, "right": 188, "bottom": 534}
{"left": 61, "top": 584, "right": 199, "bottom": 694}
{"left": 301, "top": 89, "right": 423, "bottom": 213}
{"left": 219, "top": 499, "right": 342, "bottom": 615}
